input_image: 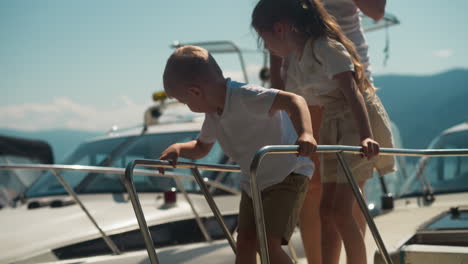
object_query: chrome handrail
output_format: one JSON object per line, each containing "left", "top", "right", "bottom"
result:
{"left": 6, "top": 144, "right": 467, "bottom": 264}
{"left": 0, "top": 163, "right": 240, "bottom": 260}
{"left": 249, "top": 145, "right": 468, "bottom": 264}
{"left": 190, "top": 168, "right": 238, "bottom": 253}
{"left": 173, "top": 176, "right": 212, "bottom": 242}
{"left": 50, "top": 169, "right": 122, "bottom": 255}
{"left": 123, "top": 160, "right": 241, "bottom": 264}
{"left": 0, "top": 164, "right": 240, "bottom": 195}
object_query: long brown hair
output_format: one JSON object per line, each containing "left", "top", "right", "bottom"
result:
{"left": 251, "top": 0, "right": 374, "bottom": 94}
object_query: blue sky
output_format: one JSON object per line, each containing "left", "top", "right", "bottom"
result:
{"left": 1, "top": 0, "right": 467, "bottom": 131}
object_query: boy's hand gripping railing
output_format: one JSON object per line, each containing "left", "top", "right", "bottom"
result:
{"left": 123, "top": 160, "right": 241, "bottom": 264}
{"left": 250, "top": 145, "right": 468, "bottom": 264}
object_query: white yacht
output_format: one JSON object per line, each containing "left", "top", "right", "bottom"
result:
{"left": 0, "top": 98, "right": 242, "bottom": 264}
{"left": 368, "top": 122, "right": 468, "bottom": 263}
{"left": 0, "top": 135, "right": 54, "bottom": 208}
{"left": 0, "top": 39, "right": 307, "bottom": 264}
{"left": 4, "top": 16, "right": 467, "bottom": 263}
{"left": 0, "top": 88, "right": 319, "bottom": 263}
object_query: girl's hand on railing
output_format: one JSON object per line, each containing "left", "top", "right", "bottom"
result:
{"left": 157, "top": 144, "right": 180, "bottom": 174}
{"left": 360, "top": 138, "right": 380, "bottom": 159}
{"left": 296, "top": 133, "right": 317, "bottom": 157}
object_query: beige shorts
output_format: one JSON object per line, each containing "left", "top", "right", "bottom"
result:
{"left": 319, "top": 95, "right": 396, "bottom": 183}
{"left": 319, "top": 109, "right": 374, "bottom": 183}
{"left": 320, "top": 152, "right": 374, "bottom": 183}
{"left": 238, "top": 173, "right": 309, "bottom": 245}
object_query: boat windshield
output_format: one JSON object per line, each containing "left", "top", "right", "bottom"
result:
{"left": 25, "top": 131, "right": 237, "bottom": 198}
{"left": 399, "top": 127, "right": 468, "bottom": 197}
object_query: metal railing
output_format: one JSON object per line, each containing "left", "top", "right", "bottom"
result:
{"left": 123, "top": 145, "right": 468, "bottom": 264}
{"left": 249, "top": 145, "right": 468, "bottom": 264}
{"left": 0, "top": 163, "right": 240, "bottom": 260}
{"left": 171, "top": 40, "right": 250, "bottom": 83}
{"left": 123, "top": 160, "right": 241, "bottom": 264}
{"left": 3, "top": 145, "right": 468, "bottom": 264}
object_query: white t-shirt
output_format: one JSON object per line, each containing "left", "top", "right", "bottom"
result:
{"left": 320, "top": 0, "right": 373, "bottom": 82}
{"left": 284, "top": 37, "right": 354, "bottom": 105}
{"left": 198, "top": 78, "right": 314, "bottom": 196}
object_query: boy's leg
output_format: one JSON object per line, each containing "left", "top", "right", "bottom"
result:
{"left": 236, "top": 198, "right": 290, "bottom": 264}
{"left": 237, "top": 230, "right": 293, "bottom": 264}
{"left": 236, "top": 192, "right": 258, "bottom": 264}
{"left": 235, "top": 228, "right": 257, "bottom": 264}
{"left": 262, "top": 174, "right": 308, "bottom": 263}
{"left": 266, "top": 235, "right": 293, "bottom": 264}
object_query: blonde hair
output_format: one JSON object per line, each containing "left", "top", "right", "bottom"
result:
{"left": 252, "top": 0, "right": 375, "bottom": 95}
{"left": 163, "top": 45, "right": 223, "bottom": 93}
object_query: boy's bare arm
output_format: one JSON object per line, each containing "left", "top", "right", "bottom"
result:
{"left": 270, "top": 91, "right": 317, "bottom": 156}
{"left": 158, "top": 139, "right": 214, "bottom": 174}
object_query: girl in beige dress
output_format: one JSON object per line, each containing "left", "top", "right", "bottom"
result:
{"left": 252, "top": 0, "right": 395, "bottom": 263}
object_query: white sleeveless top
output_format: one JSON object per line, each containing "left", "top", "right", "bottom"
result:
{"left": 320, "top": 0, "right": 373, "bottom": 82}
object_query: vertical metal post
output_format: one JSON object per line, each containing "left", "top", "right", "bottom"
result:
{"left": 191, "top": 168, "right": 237, "bottom": 254}
{"left": 122, "top": 163, "right": 159, "bottom": 264}
{"left": 250, "top": 149, "right": 272, "bottom": 264}
{"left": 50, "top": 169, "right": 121, "bottom": 255}
{"left": 173, "top": 176, "right": 212, "bottom": 242}
{"left": 287, "top": 241, "right": 299, "bottom": 263}
{"left": 249, "top": 145, "right": 311, "bottom": 263}
{"left": 335, "top": 152, "right": 393, "bottom": 264}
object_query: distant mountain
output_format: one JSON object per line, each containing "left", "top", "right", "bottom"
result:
{"left": 374, "top": 68, "right": 468, "bottom": 149}
{"left": 1, "top": 69, "right": 467, "bottom": 164}
{"left": 0, "top": 129, "right": 101, "bottom": 163}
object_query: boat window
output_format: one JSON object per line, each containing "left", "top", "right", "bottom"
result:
{"left": 25, "top": 137, "right": 129, "bottom": 197}
{"left": 399, "top": 131, "right": 468, "bottom": 197}
{"left": 1, "top": 156, "right": 43, "bottom": 192}
{"left": 426, "top": 155, "right": 468, "bottom": 193}
{"left": 80, "top": 132, "right": 198, "bottom": 193}
{"left": 404, "top": 209, "right": 468, "bottom": 247}
{"left": 25, "top": 131, "right": 239, "bottom": 197}
{"left": 52, "top": 214, "right": 238, "bottom": 260}
{"left": 425, "top": 210, "right": 468, "bottom": 230}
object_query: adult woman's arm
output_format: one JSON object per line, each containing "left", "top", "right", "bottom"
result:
{"left": 353, "top": 0, "right": 386, "bottom": 21}
{"left": 269, "top": 54, "right": 285, "bottom": 90}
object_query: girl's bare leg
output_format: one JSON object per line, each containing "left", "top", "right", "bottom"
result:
{"left": 333, "top": 182, "right": 367, "bottom": 264}
{"left": 299, "top": 173, "right": 322, "bottom": 264}
{"left": 347, "top": 181, "right": 367, "bottom": 264}
{"left": 353, "top": 181, "right": 367, "bottom": 237}
{"left": 320, "top": 183, "right": 342, "bottom": 264}
{"left": 300, "top": 105, "right": 323, "bottom": 264}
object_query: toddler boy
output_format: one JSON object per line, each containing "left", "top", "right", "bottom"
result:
{"left": 159, "top": 45, "right": 316, "bottom": 264}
